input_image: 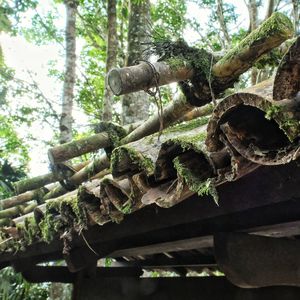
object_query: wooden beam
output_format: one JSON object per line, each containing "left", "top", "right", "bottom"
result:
{"left": 72, "top": 276, "right": 300, "bottom": 300}
{"left": 22, "top": 266, "right": 75, "bottom": 283}
{"left": 214, "top": 232, "right": 300, "bottom": 288}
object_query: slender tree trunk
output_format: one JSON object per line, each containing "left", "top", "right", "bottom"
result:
{"left": 102, "top": 0, "right": 118, "bottom": 121}
{"left": 247, "top": 0, "right": 259, "bottom": 85}
{"left": 292, "top": 0, "right": 299, "bottom": 35}
{"left": 265, "top": 0, "right": 275, "bottom": 19}
{"left": 60, "top": 0, "right": 77, "bottom": 144}
{"left": 122, "top": 0, "right": 151, "bottom": 125}
{"left": 216, "top": 0, "right": 231, "bottom": 47}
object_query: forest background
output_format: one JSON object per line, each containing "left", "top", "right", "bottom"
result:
{"left": 0, "top": 0, "right": 299, "bottom": 299}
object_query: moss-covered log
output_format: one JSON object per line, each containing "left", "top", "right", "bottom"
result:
{"left": 212, "top": 12, "right": 293, "bottom": 80}
{"left": 206, "top": 79, "right": 300, "bottom": 165}
{"left": 108, "top": 12, "right": 293, "bottom": 98}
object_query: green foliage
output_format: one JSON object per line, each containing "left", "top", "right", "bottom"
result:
{"left": 0, "top": 267, "right": 49, "bottom": 300}
{"left": 151, "top": 0, "right": 187, "bottom": 40}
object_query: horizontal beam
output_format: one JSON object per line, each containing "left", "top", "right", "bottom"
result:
{"left": 73, "top": 276, "right": 300, "bottom": 300}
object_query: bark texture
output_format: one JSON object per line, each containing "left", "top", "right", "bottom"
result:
{"left": 60, "top": 0, "right": 77, "bottom": 144}
{"left": 102, "top": 0, "right": 118, "bottom": 121}
{"left": 122, "top": 0, "right": 151, "bottom": 125}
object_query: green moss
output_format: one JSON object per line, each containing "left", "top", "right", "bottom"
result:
{"left": 95, "top": 121, "right": 127, "bottom": 156}
{"left": 173, "top": 157, "right": 219, "bottom": 205}
{"left": 22, "top": 217, "right": 40, "bottom": 245}
{"left": 153, "top": 39, "right": 215, "bottom": 84}
{"left": 111, "top": 146, "right": 155, "bottom": 176}
{"left": 264, "top": 101, "right": 300, "bottom": 142}
{"left": 166, "top": 57, "right": 191, "bottom": 71}
{"left": 265, "top": 104, "right": 281, "bottom": 120}
{"left": 216, "top": 12, "right": 293, "bottom": 69}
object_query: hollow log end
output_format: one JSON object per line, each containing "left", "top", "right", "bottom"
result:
{"left": 107, "top": 68, "right": 122, "bottom": 96}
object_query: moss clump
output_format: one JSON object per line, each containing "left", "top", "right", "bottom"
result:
{"left": 111, "top": 146, "right": 155, "bottom": 176}
{"left": 23, "top": 216, "right": 40, "bottom": 245}
{"left": 265, "top": 104, "right": 281, "bottom": 120}
{"left": 173, "top": 157, "right": 219, "bottom": 205}
{"left": 166, "top": 57, "right": 191, "bottom": 71}
{"left": 95, "top": 121, "right": 127, "bottom": 156}
{"left": 263, "top": 101, "right": 300, "bottom": 142}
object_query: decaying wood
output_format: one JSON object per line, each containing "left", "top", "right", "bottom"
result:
{"left": 206, "top": 77, "right": 300, "bottom": 165}
{"left": 273, "top": 36, "right": 300, "bottom": 100}
{"left": 108, "top": 12, "right": 293, "bottom": 97}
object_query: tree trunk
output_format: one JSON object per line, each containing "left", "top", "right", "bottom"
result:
{"left": 102, "top": 0, "right": 118, "bottom": 121}
{"left": 292, "top": 0, "right": 299, "bottom": 35}
{"left": 122, "top": 0, "right": 151, "bottom": 125}
{"left": 265, "top": 0, "right": 275, "bottom": 19}
{"left": 247, "top": 0, "right": 259, "bottom": 85}
{"left": 216, "top": 0, "right": 231, "bottom": 47}
{"left": 60, "top": 0, "right": 77, "bottom": 144}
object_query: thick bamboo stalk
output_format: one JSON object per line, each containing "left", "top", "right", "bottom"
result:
{"left": 177, "top": 102, "right": 216, "bottom": 123}
{"left": 108, "top": 12, "right": 293, "bottom": 96}
{"left": 48, "top": 132, "right": 111, "bottom": 164}
{"left": 42, "top": 154, "right": 110, "bottom": 200}
{"left": 121, "top": 94, "right": 194, "bottom": 144}
{"left": 0, "top": 201, "right": 37, "bottom": 219}
{"left": 212, "top": 12, "right": 293, "bottom": 79}
{"left": 65, "top": 154, "right": 110, "bottom": 186}
{"left": 0, "top": 219, "right": 10, "bottom": 227}
{"left": 14, "top": 161, "right": 88, "bottom": 195}
{"left": 12, "top": 212, "right": 34, "bottom": 226}
{"left": 48, "top": 122, "right": 142, "bottom": 165}
{"left": 108, "top": 60, "right": 193, "bottom": 95}
{"left": 0, "top": 188, "right": 46, "bottom": 210}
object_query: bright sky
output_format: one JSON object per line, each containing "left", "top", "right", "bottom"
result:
{"left": 0, "top": 1, "right": 253, "bottom": 176}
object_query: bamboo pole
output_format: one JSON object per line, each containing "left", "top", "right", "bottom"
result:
{"left": 108, "top": 12, "right": 293, "bottom": 96}
{"left": 0, "top": 201, "right": 37, "bottom": 219}
{"left": 13, "top": 161, "right": 88, "bottom": 195}
{"left": 13, "top": 123, "right": 142, "bottom": 196}
{"left": 48, "top": 122, "right": 141, "bottom": 165}
{"left": 108, "top": 60, "right": 193, "bottom": 96}
{"left": 0, "top": 188, "right": 47, "bottom": 210}
{"left": 48, "top": 132, "right": 111, "bottom": 165}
